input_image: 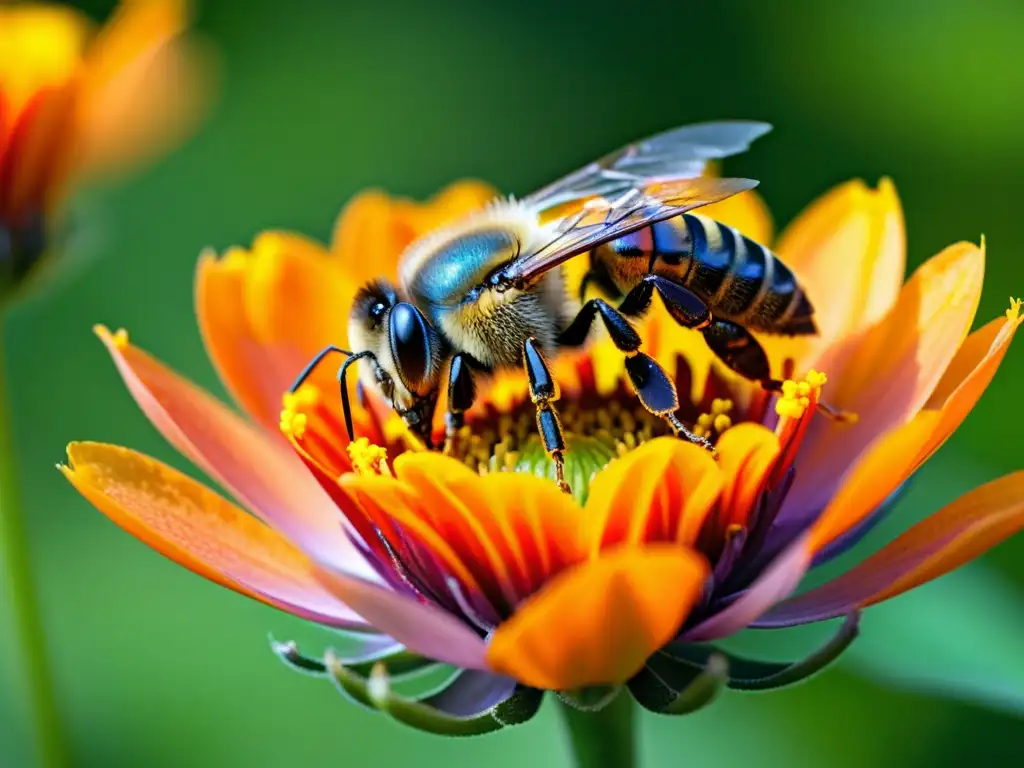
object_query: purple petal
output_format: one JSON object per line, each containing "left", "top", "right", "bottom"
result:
{"left": 424, "top": 670, "right": 518, "bottom": 717}
{"left": 683, "top": 535, "right": 812, "bottom": 641}
{"left": 313, "top": 563, "right": 488, "bottom": 670}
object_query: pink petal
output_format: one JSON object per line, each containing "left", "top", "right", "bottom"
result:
{"left": 314, "top": 564, "right": 489, "bottom": 671}
{"left": 95, "top": 326, "right": 374, "bottom": 578}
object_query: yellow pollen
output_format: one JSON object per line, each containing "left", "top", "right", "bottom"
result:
{"left": 279, "top": 385, "right": 320, "bottom": 440}
{"left": 1007, "top": 297, "right": 1023, "bottom": 324}
{"left": 110, "top": 328, "right": 129, "bottom": 350}
{"left": 693, "top": 398, "right": 734, "bottom": 438}
{"left": 775, "top": 370, "right": 828, "bottom": 420}
{"left": 347, "top": 438, "right": 391, "bottom": 477}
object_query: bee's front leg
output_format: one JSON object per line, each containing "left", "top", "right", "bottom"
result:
{"left": 443, "top": 354, "right": 477, "bottom": 456}
{"left": 522, "top": 338, "right": 572, "bottom": 494}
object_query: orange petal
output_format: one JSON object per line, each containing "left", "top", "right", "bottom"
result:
{"left": 486, "top": 545, "right": 709, "bottom": 690}
{"left": 807, "top": 412, "right": 942, "bottom": 554}
{"left": 697, "top": 189, "right": 773, "bottom": 246}
{"left": 77, "top": 0, "right": 213, "bottom": 180}
{"left": 766, "top": 178, "right": 905, "bottom": 372}
{"left": 0, "top": 4, "right": 90, "bottom": 110}
{"left": 712, "top": 424, "right": 781, "bottom": 537}
{"left": 62, "top": 442, "right": 365, "bottom": 627}
{"left": 195, "top": 250, "right": 281, "bottom": 430}
{"left": 242, "top": 231, "right": 354, "bottom": 372}
{"left": 94, "top": 325, "right": 368, "bottom": 575}
{"left": 917, "top": 305, "right": 1023, "bottom": 465}
{"left": 586, "top": 438, "right": 721, "bottom": 553}
{"left": 787, "top": 241, "right": 985, "bottom": 516}
{"left": 764, "top": 470, "right": 1024, "bottom": 625}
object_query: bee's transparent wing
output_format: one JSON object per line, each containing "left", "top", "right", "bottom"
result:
{"left": 524, "top": 121, "right": 771, "bottom": 212}
{"left": 508, "top": 176, "right": 759, "bottom": 285}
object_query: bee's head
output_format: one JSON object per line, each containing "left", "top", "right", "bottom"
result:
{"left": 348, "top": 280, "right": 444, "bottom": 446}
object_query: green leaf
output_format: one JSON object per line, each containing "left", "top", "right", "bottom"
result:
{"left": 666, "top": 613, "right": 860, "bottom": 690}
{"left": 325, "top": 654, "right": 506, "bottom": 737}
{"left": 627, "top": 652, "right": 728, "bottom": 715}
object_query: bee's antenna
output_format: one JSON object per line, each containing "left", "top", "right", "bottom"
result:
{"left": 289, "top": 345, "right": 354, "bottom": 393}
{"left": 338, "top": 351, "right": 374, "bottom": 442}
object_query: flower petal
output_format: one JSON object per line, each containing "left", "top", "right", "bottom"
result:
{"left": 486, "top": 545, "right": 709, "bottom": 690}
{"left": 683, "top": 537, "right": 811, "bottom": 642}
{"left": 710, "top": 424, "right": 781, "bottom": 539}
{"left": 314, "top": 564, "right": 489, "bottom": 671}
{"left": 195, "top": 251, "right": 282, "bottom": 430}
{"left": 77, "top": 0, "right": 212, "bottom": 181}
{"left": 62, "top": 442, "right": 365, "bottom": 627}
{"left": 759, "top": 471, "right": 1024, "bottom": 627}
{"left": 586, "top": 438, "right": 721, "bottom": 553}
{"left": 95, "top": 325, "right": 371, "bottom": 577}
{"left": 786, "top": 241, "right": 985, "bottom": 516}
{"left": 773, "top": 178, "right": 905, "bottom": 353}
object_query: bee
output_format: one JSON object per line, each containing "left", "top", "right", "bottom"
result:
{"left": 292, "top": 121, "right": 824, "bottom": 493}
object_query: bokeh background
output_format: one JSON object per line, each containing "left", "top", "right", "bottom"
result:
{"left": 3, "top": 0, "right": 1024, "bottom": 765}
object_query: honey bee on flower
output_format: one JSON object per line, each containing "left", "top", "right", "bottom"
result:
{"left": 63, "top": 126, "right": 1023, "bottom": 734}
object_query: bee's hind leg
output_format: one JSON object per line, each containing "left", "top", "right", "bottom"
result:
{"left": 556, "top": 291, "right": 714, "bottom": 453}
{"left": 522, "top": 338, "right": 572, "bottom": 494}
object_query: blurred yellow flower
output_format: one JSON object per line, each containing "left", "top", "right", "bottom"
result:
{"left": 0, "top": 0, "right": 212, "bottom": 295}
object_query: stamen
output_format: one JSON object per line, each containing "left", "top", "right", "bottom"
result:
{"left": 693, "top": 398, "right": 734, "bottom": 439}
{"left": 774, "top": 371, "right": 827, "bottom": 420}
{"left": 279, "top": 384, "right": 320, "bottom": 440}
{"left": 1007, "top": 296, "right": 1023, "bottom": 323}
{"left": 347, "top": 437, "right": 392, "bottom": 477}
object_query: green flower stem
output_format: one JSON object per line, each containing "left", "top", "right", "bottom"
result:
{"left": 557, "top": 692, "right": 636, "bottom": 768}
{"left": 0, "top": 333, "right": 68, "bottom": 767}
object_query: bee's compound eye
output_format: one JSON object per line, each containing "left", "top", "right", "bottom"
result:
{"left": 388, "top": 302, "right": 434, "bottom": 393}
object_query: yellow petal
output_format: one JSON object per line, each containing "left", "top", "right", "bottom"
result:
{"left": 0, "top": 4, "right": 90, "bottom": 111}
{"left": 586, "top": 437, "right": 721, "bottom": 554}
{"left": 765, "top": 178, "right": 905, "bottom": 373}
{"left": 486, "top": 545, "right": 708, "bottom": 690}
{"left": 62, "top": 441, "right": 364, "bottom": 626}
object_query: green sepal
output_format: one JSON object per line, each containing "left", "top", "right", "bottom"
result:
{"left": 627, "top": 652, "right": 728, "bottom": 715}
{"left": 492, "top": 686, "right": 545, "bottom": 726}
{"left": 270, "top": 637, "right": 438, "bottom": 680}
{"left": 325, "top": 653, "right": 505, "bottom": 737}
{"left": 555, "top": 685, "right": 622, "bottom": 712}
{"left": 665, "top": 612, "right": 860, "bottom": 691}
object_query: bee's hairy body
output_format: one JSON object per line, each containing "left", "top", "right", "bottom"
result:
{"left": 588, "top": 213, "right": 814, "bottom": 336}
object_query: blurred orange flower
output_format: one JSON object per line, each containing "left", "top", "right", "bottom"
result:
{"left": 0, "top": 0, "right": 211, "bottom": 293}
{"left": 62, "top": 178, "right": 1023, "bottom": 726}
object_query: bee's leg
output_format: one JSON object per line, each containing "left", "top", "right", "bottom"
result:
{"left": 557, "top": 296, "right": 714, "bottom": 453}
{"left": 522, "top": 338, "right": 572, "bottom": 494}
{"left": 443, "top": 354, "right": 477, "bottom": 456}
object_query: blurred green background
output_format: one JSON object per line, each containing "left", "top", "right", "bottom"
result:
{"left": 3, "top": 0, "right": 1023, "bottom": 765}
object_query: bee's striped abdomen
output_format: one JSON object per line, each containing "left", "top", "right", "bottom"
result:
{"left": 665, "top": 214, "right": 815, "bottom": 335}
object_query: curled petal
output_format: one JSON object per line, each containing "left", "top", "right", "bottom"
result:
{"left": 486, "top": 545, "right": 709, "bottom": 690}
{"left": 61, "top": 442, "right": 365, "bottom": 627}
{"left": 95, "top": 325, "right": 369, "bottom": 576}
{"left": 760, "top": 472, "right": 1024, "bottom": 627}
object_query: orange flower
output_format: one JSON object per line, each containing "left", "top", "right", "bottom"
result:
{"left": 0, "top": 0, "right": 210, "bottom": 294}
{"left": 63, "top": 178, "right": 1023, "bottom": 728}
